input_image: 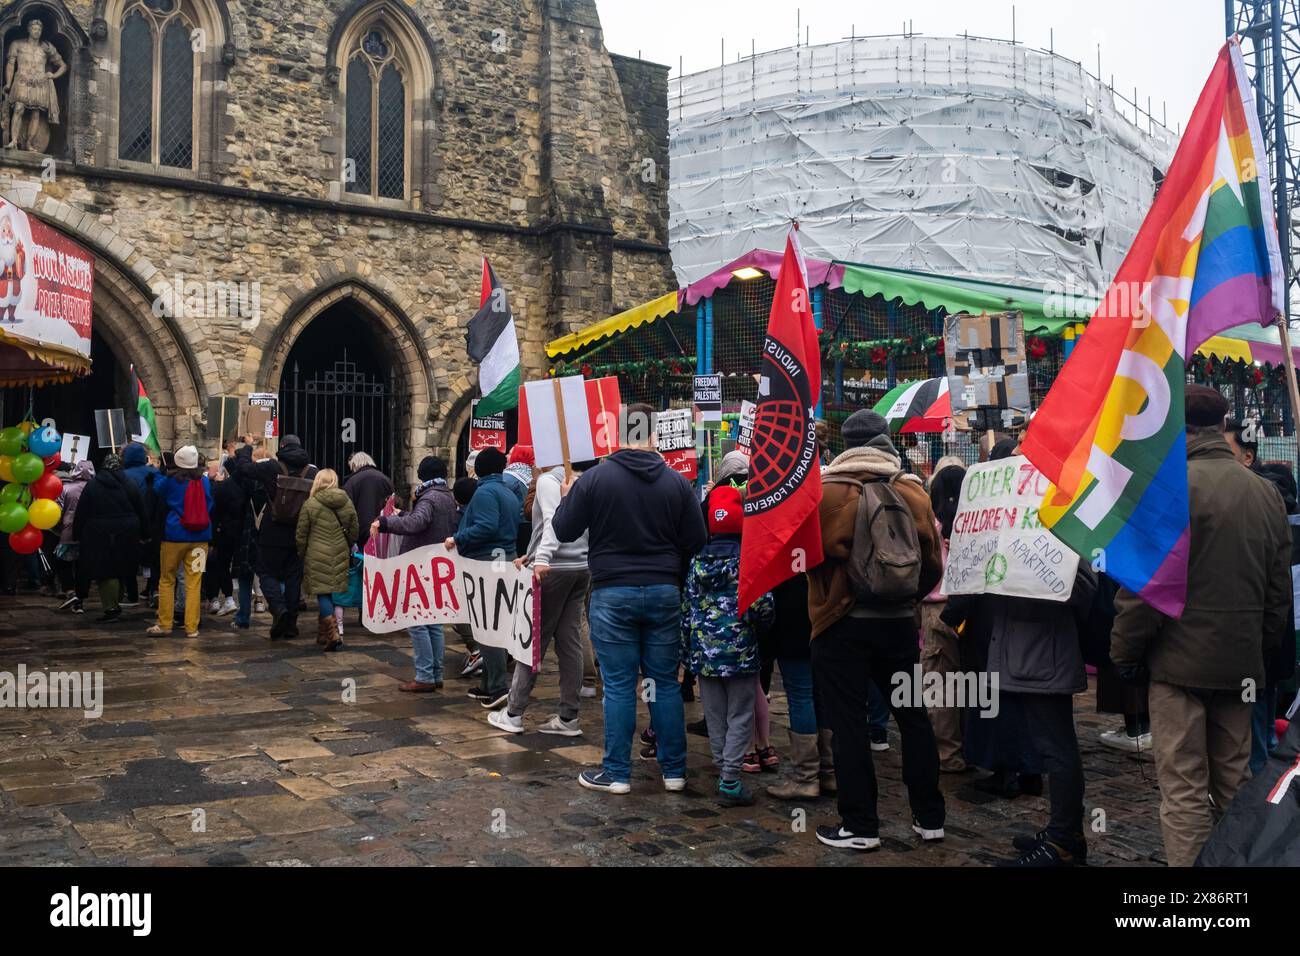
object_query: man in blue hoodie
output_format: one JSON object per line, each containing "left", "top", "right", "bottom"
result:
{"left": 553, "top": 403, "right": 707, "bottom": 794}
{"left": 121, "top": 442, "right": 161, "bottom": 604}
{"left": 445, "top": 446, "right": 521, "bottom": 709}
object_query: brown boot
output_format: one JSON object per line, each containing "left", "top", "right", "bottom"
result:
{"left": 767, "top": 730, "right": 820, "bottom": 800}
{"left": 319, "top": 616, "right": 342, "bottom": 652}
{"left": 818, "top": 728, "right": 837, "bottom": 795}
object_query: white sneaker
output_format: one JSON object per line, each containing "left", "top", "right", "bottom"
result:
{"left": 662, "top": 776, "right": 686, "bottom": 792}
{"left": 217, "top": 596, "right": 237, "bottom": 617}
{"left": 579, "top": 686, "right": 597, "bottom": 699}
{"left": 488, "top": 709, "right": 524, "bottom": 734}
{"left": 255, "top": 598, "right": 266, "bottom": 613}
{"left": 1099, "top": 729, "right": 1150, "bottom": 753}
{"left": 207, "top": 597, "right": 221, "bottom": 614}
{"left": 537, "top": 715, "right": 582, "bottom": 737}
{"left": 912, "top": 819, "right": 945, "bottom": 841}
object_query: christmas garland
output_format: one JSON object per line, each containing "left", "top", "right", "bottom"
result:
{"left": 550, "top": 355, "right": 696, "bottom": 380}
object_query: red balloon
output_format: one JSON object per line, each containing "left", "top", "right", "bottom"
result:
{"left": 9, "top": 524, "right": 41, "bottom": 555}
{"left": 42, "top": 454, "right": 60, "bottom": 469}
{"left": 30, "top": 472, "right": 62, "bottom": 500}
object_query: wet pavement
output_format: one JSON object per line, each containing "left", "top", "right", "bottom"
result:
{"left": 0, "top": 592, "right": 1168, "bottom": 867}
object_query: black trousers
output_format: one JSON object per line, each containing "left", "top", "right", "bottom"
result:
{"left": 812, "top": 614, "right": 945, "bottom": 835}
{"left": 1011, "top": 691, "right": 1086, "bottom": 849}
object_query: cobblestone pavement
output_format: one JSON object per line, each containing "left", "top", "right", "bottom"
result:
{"left": 0, "top": 593, "right": 1168, "bottom": 867}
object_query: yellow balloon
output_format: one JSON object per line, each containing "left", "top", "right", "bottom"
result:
{"left": 27, "top": 497, "right": 61, "bottom": 530}
{"left": 0, "top": 454, "right": 14, "bottom": 483}
{"left": 16, "top": 421, "right": 36, "bottom": 436}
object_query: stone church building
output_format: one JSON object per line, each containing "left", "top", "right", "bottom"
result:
{"left": 0, "top": 0, "right": 671, "bottom": 481}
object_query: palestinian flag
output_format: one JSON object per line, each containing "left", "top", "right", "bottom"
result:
{"left": 130, "top": 365, "right": 161, "bottom": 455}
{"left": 465, "top": 258, "right": 520, "bottom": 415}
{"left": 873, "top": 377, "right": 951, "bottom": 433}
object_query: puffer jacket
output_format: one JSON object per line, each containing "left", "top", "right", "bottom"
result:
{"left": 295, "top": 487, "right": 359, "bottom": 596}
{"left": 1110, "top": 432, "right": 1291, "bottom": 691}
{"left": 808, "top": 438, "right": 943, "bottom": 637}
{"left": 57, "top": 460, "right": 95, "bottom": 546}
{"left": 379, "top": 479, "right": 457, "bottom": 554}
{"left": 681, "top": 535, "right": 774, "bottom": 678}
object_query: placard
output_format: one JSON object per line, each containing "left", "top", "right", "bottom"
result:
{"left": 59, "top": 433, "right": 90, "bottom": 465}
{"left": 941, "top": 455, "right": 1080, "bottom": 602}
{"left": 656, "top": 407, "right": 698, "bottom": 481}
{"left": 93, "top": 409, "right": 128, "bottom": 450}
{"left": 694, "top": 374, "right": 722, "bottom": 430}
{"left": 736, "top": 400, "right": 756, "bottom": 456}
{"left": 945, "top": 310, "right": 1030, "bottom": 432}
{"left": 469, "top": 400, "right": 507, "bottom": 452}
{"left": 517, "top": 375, "right": 622, "bottom": 469}
{"left": 247, "top": 393, "right": 278, "bottom": 439}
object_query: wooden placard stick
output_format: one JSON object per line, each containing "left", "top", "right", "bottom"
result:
{"left": 552, "top": 378, "right": 573, "bottom": 481}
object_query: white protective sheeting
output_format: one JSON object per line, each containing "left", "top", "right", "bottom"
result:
{"left": 669, "top": 36, "right": 1177, "bottom": 291}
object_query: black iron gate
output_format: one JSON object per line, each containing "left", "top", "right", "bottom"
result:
{"left": 280, "top": 350, "right": 401, "bottom": 479}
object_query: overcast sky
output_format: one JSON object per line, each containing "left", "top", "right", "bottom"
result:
{"left": 597, "top": 0, "right": 1229, "bottom": 133}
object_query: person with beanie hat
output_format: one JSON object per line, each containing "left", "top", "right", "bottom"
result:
{"left": 447, "top": 442, "right": 521, "bottom": 709}
{"left": 807, "top": 403, "right": 946, "bottom": 851}
{"left": 70, "top": 454, "right": 147, "bottom": 622}
{"left": 1111, "top": 383, "right": 1291, "bottom": 867}
{"left": 681, "top": 483, "right": 774, "bottom": 806}
{"left": 372, "top": 455, "right": 457, "bottom": 691}
{"left": 503, "top": 443, "right": 534, "bottom": 555}
{"left": 148, "top": 445, "right": 213, "bottom": 637}
{"left": 230, "top": 433, "right": 317, "bottom": 640}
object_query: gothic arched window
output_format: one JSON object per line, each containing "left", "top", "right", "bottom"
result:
{"left": 344, "top": 27, "right": 407, "bottom": 200}
{"left": 116, "top": 0, "right": 197, "bottom": 169}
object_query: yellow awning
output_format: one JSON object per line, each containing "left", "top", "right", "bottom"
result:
{"left": 1194, "top": 334, "right": 1255, "bottom": 364}
{"left": 0, "top": 326, "right": 92, "bottom": 387}
{"left": 546, "top": 291, "right": 679, "bottom": 358}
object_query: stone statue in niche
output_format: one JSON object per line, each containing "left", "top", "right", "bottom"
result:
{"left": 3, "top": 18, "right": 65, "bottom": 153}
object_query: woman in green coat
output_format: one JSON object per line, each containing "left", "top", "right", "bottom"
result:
{"left": 295, "top": 469, "right": 358, "bottom": 652}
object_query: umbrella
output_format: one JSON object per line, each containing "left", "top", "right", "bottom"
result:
{"left": 872, "top": 377, "right": 951, "bottom": 433}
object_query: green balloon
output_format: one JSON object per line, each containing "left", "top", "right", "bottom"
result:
{"left": 0, "top": 501, "right": 27, "bottom": 534}
{"left": 0, "top": 483, "right": 22, "bottom": 504}
{"left": 0, "top": 427, "right": 23, "bottom": 457}
{"left": 11, "top": 452, "right": 42, "bottom": 483}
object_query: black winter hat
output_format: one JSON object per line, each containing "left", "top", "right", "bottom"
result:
{"left": 841, "top": 409, "right": 890, "bottom": 448}
{"left": 475, "top": 446, "right": 506, "bottom": 476}
{"left": 418, "top": 456, "right": 447, "bottom": 482}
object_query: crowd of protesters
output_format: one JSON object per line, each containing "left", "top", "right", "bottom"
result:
{"left": 3, "top": 387, "right": 1295, "bottom": 868}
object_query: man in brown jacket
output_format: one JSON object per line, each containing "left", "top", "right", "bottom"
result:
{"left": 809, "top": 410, "right": 945, "bottom": 851}
{"left": 1110, "top": 385, "right": 1291, "bottom": 867}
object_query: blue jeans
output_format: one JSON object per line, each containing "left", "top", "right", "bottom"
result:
{"left": 234, "top": 575, "right": 253, "bottom": 626}
{"left": 317, "top": 594, "right": 334, "bottom": 617}
{"left": 1250, "top": 687, "right": 1279, "bottom": 775}
{"left": 777, "top": 657, "right": 818, "bottom": 735}
{"left": 589, "top": 584, "right": 686, "bottom": 783}
{"left": 410, "top": 624, "right": 445, "bottom": 684}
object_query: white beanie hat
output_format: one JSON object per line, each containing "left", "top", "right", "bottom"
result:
{"left": 174, "top": 445, "right": 199, "bottom": 470}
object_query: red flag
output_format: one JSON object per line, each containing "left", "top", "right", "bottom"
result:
{"left": 480, "top": 257, "right": 494, "bottom": 308}
{"left": 739, "top": 228, "right": 823, "bottom": 610}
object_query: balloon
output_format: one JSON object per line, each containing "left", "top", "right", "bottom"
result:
{"left": 27, "top": 498, "right": 60, "bottom": 531}
{"left": 16, "top": 421, "right": 36, "bottom": 436}
{"left": 0, "top": 501, "right": 28, "bottom": 534}
{"left": 30, "top": 472, "right": 62, "bottom": 500}
{"left": 0, "top": 455, "right": 13, "bottom": 483}
{"left": 8, "top": 524, "right": 42, "bottom": 555}
{"left": 42, "top": 454, "right": 60, "bottom": 469}
{"left": 28, "top": 425, "right": 60, "bottom": 458}
{"left": 0, "top": 483, "right": 22, "bottom": 505}
{"left": 11, "top": 452, "right": 43, "bottom": 483}
{"left": 0, "top": 427, "right": 23, "bottom": 457}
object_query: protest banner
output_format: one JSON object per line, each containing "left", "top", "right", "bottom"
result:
{"left": 945, "top": 310, "right": 1030, "bottom": 432}
{"left": 656, "top": 407, "right": 697, "bottom": 480}
{"left": 363, "top": 548, "right": 540, "bottom": 669}
{"left": 517, "top": 375, "right": 621, "bottom": 471}
{"left": 469, "top": 399, "right": 507, "bottom": 452}
{"left": 735, "top": 400, "right": 756, "bottom": 456}
{"left": 694, "top": 374, "right": 722, "bottom": 430}
{"left": 942, "top": 454, "right": 1080, "bottom": 602}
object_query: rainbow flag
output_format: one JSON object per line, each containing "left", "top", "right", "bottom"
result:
{"left": 1020, "top": 39, "right": 1285, "bottom": 617}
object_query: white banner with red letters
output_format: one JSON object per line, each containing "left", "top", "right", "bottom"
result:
{"left": 363, "top": 547, "right": 540, "bottom": 668}
{"left": 0, "top": 196, "right": 93, "bottom": 357}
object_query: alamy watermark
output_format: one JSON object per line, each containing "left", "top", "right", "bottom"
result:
{"left": 890, "top": 665, "right": 1000, "bottom": 719}
{"left": 0, "top": 665, "right": 103, "bottom": 718}
{"left": 151, "top": 272, "right": 262, "bottom": 325}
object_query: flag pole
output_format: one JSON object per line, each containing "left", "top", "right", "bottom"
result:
{"left": 552, "top": 379, "right": 573, "bottom": 481}
{"left": 1276, "top": 313, "right": 1300, "bottom": 440}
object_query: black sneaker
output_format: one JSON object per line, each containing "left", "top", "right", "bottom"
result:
{"left": 638, "top": 742, "right": 658, "bottom": 761}
{"left": 815, "top": 825, "right": 881, "bottom": 851}
{"left": 687, "top": 718, "right": 709, "bottom": 737}
{"left": 639, "top": 727, "right": 656, "bottom": 746}
{"left": 1012, "top": 830, "right": 1088, "bottom": 863}
{"left": 70, "top": 600, "right": 84, "bottom": 614}
{"left": 998, "top": 840, "right": 1083, "bottom": 867}
{"left": 466, "top": 687, "right": 494, "bottom": 702}
{"left": 57, "top": 595, "right": 80, "bottom": 611}
{"left": 99, "top": 607, "right": 122, "bottom": 623}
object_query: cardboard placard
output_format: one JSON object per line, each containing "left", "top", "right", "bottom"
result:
{"left": 517, "top": 376, "right": 621, "bottom": 468}
{"left": 945, "top": 310, "right": 1030, "bottom": 432}
{"left": 60, "top": 433, "right": 90, "bottom": 464}
{"left": 205, "top": 396, "right": 241, "bottom": 443}
{"left": 247, "top": 393, "right": 278, "bottom": 439}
